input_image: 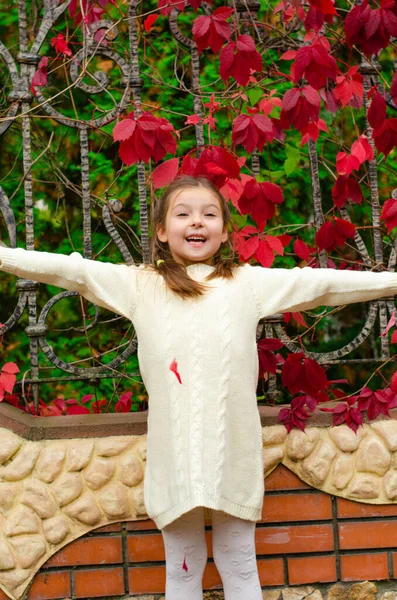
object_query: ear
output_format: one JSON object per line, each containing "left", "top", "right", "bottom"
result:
{"left": 221, "top": 227, "right": 228, "bottom": 244}
{"left": 156, "top": 225, "right": 168, "bottom": 243}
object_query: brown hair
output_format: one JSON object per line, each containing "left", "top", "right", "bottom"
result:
{"left": 148, "top": 175, "right": 240, "bottom": 299}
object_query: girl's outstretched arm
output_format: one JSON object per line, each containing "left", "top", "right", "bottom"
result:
{"left": 0, "top": 246, "right": 144, "bottom": 321}
{"left": 247, "top": 265, "right": 397, "bottom": 319}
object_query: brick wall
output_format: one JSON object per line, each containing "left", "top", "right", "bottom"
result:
{"left": 10, "top": 464, "right": 397, "bottom": 600}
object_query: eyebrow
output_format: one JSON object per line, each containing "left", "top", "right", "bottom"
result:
{"left": 173, "top": 203, "right": 220, "bottom": 211}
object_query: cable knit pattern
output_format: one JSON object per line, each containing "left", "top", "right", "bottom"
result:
{"left": 2, "top": 248, "right": 397, "bottom": 529}
{"left": 189, "top": 298, "right": 205, "bottom": 492}
{"left": 214, "top": 288, "right": 231, "bottom": 501}
{"left": 162, "top": 286, "right": 186, "bottom": 497}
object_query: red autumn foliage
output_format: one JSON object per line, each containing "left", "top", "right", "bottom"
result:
{"left": 257, "top": 338, "right": 284, "bottom": 377}
{"left": 232, "top": 225, "right": 287, "bottom": 267}
{"left": 281, "top": 352, "right": 329, "bottom": 396}
{"left": 279, "top": 85, "right": 326, "bottom": 144}
{"left": 232, "top": 111, "right": 276, "bottom": 153}
{"left": 293, "top": 238, "right": 311, "bottom": 262}
{"left": 237, "top": 177, "right": 284, "bottom": 230}
{"left": 332, "top": 175, "right": 362, "bottom": 209}
{"left": 278, "top": 396, "right": 311, "bottom": 432}
{"left": 336, "top": 135, "right": 374, "bottom": 175}
{"left": 286, "top": 36, "right": 339, "bottom": 90}
{"left": 192, "top": 7, "right": 232, "bottom": 53}
{"left": 344, "top": 0, "right": 397, "bottom": 57}
{"left": 219, "top": 35, "right": 262, "bottom": 86}
{"left": 334, "top": 66, "right": 364, "bottom": 109}
{"left": 51, "top": 33, "right": 73, "bottom": 57}
{"left": 315, "top": 218, "right": 356, "bottom": 252}
{"left": 144, "top": 14, "right": 159, "bottom": 33}
{"left": 31, "top": 56, "right": 49, "bottom": 96}
{"left": 372, "top": 119, "right": 397, "bottom": 157}
{"left": 381, "top": 198, "right": 397, "bottom": 233}
{"left": 0, "top": 362, "right": 19, "bottom": 401}
{"left": 179, "top": 146, "right": 240, "bottom": 189}
{"left": 113, "top": 112, "right": 176, "bottom": 165}
{"left": 368, "top": 91, "right": 387, "bottom": 129}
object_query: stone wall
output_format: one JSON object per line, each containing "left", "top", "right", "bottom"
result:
{"left": 2, "top": 404, "right": 397, "bottom": 599}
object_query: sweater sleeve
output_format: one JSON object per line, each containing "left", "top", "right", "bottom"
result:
{"left": 0, "top": 246, "right": 143, "bottom": 321}
{"left": 247, "top": 264, "right": 397, "bottom": 319}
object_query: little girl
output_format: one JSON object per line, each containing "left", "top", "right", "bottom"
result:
{"left": 1, "top": 175, "right": 397, "bottom": 600}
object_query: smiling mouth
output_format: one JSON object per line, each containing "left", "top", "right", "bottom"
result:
{"left": 186, "top": 236, "right": 207, "bottom": 245}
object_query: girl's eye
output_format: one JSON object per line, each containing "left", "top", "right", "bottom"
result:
{"left": 206, "top": 213, "right": 216, "bottom": 217}
{"left": 177, "top": 213, "right": 188, "bottom": 216}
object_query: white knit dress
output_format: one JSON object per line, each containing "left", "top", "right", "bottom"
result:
{"left": 1, "top": 246, "right": 397, "bottom": 529}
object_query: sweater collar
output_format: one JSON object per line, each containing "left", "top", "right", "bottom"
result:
{"left": 185, "top": 262, "right": 216, "bottom": 281}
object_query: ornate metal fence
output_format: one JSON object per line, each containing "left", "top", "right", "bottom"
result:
{"left": 0, "top": 0, "right": 396, "bottom": 410}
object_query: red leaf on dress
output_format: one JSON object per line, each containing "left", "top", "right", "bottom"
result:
{"left": 182, "top": 554, "right": 188, "bottom": 571}
{"left": 170, "top": 359, "right": 183, "bottom": 384}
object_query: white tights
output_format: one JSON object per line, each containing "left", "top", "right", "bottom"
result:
{"left": 161, "top": 507, "right": 262, "bottom": 600}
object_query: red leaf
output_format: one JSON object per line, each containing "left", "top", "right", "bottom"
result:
{"left": 170, "top": 358, "right": 183, "bottom": 384}
{"left": 294, "top": 239, "right": 311, "bottom": 262}
{"left": 391, "top": 330, "right": 397, "bottom": 344}
{"left": 67, "top": 405, "right": 91, "bottom": 415}
{"left": 368, "top": 91, "right": 387, "bottom": 129}
{"left": 256, "top": 239, "right": 274, "bottom": 267}
{"left": 1, "top": 362, "right": 20, "bottom": 374}
{"left": 144, "top": 14, "right": 159, "bottom": 33}
{"left": 381, "top": 309, "right": 396, "bottom": 337}
{"left": 219, "top": 35, "right": 262, "bottom": 86}
{"left": 152, "top": 158, "right": 180, "bottom": 190}
{"left": 381, "top": 198, "right": 397, "bottom": 233}
{"left": 113, "top": 118, "right": 137, "bottom": 142}
{"left": 332, "top": 175, "right": 362, "bottom": 209}
{"left": 51, "top": 33, "right": 73, "bottom": 57}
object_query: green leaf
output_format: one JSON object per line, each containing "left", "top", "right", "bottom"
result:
{"left": 233, "top": 214, "right": 247, "bottom": 228}
{"left": 284, "top": 144, "right": 300, "bottom": 176}
{"left": 247, "top": 87, "right": 263, "bottom": 106}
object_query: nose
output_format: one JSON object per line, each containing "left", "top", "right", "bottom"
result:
{"left": 191, "top": 215, "right": 203, "bottom": 227}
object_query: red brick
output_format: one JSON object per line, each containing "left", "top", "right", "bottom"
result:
{"left": 338, "top": 498, "right": 397, "bottom": 519}
{"left": 128, "top": 565, "right": 165, "bottom": 594}
{"left": 128, "top": 532, "right": 165, "bottom": 562}
{"left": 128, "top": 558, "right": 284, "bottom": 594}
{"left": 45, "top": 536, "right": 122, "bottom": 567}
{"left": 288, "top": 555, "right": 337, "bottom": 585}
{"left": 341, "top": 553, "right": 389, "bottom": 581}
{"left": 74, "top": 567, "right": 124, "bottom": 598}
{"left": 127, "top": 519, "right": 157, "bottom": 531}
{"left": 257, "top": 524, "right": 334, "bottom": 554}
{"left": 339, "top": 521, "right": 397, "bottom": 550}
{"left": 265, "top": 465, "right": 311, "bottom": 491}
{"left": 261, "top": 492, "right": 332, "bottom": 523}
{"left": 27, "top": 571, "right": 71, "bottom": 600}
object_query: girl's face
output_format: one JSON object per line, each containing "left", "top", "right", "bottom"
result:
{"left": 156, "top": 187, "right": 228, "bottom": 267}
